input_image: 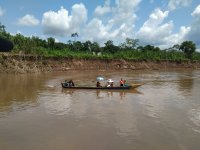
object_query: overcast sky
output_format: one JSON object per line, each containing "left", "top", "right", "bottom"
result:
{"left": 0, "top": 0, "right": 200, "bottom": 50}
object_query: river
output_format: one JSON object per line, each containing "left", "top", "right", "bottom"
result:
{"left": 0, "top": 69, "right": 200, "bottom": 150}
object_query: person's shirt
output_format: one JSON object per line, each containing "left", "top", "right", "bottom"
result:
{"left": 120, "top": 80, "right": 124, "bottom": 86}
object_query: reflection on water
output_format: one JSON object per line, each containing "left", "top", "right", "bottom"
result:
{"left": 1, "top": 70, "right": 200, "bottom": 150}
{"left": 0, "top": 74, "right": 45, "bottom": 117}
{"left": 62, "top": 88, "right": 142, "bottom": 100}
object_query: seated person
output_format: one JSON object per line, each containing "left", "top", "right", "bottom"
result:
{"left": 107, "top": 82, "right": 114, "bottom": 87}
{"left": 69, "top": 80, "right": 75, "bottom": 86}
{"left": 110, "top": 82, "right": 114, "bottom": 87}
{"left": 65, "top": 80, "right": 75, "bottom": 87}
{"left": 96, "top": 81, "right": 102, "bottom": 87}
{"left": 123, "top": 80, "right": 128, "bottom": 86}
{"left": 64, "top": 80, "right": 69, "bottom": 86}
{"left": 107, "top": 82, "right": 111, "bottom": 87}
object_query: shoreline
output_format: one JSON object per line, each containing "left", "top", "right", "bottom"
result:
{"left": 0, "top": 54, "right": 200, "bottom": 73}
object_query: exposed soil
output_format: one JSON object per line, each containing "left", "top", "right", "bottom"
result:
{"left": 0, "top": 54, "right": 200, "bottom": 73}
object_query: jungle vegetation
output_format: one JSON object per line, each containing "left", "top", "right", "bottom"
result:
{"left": 0, "top": 22, "right": 200, "bottom": 61}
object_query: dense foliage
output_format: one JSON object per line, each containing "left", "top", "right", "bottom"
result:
{"left": 0, "top": 22, "right": 200, "bottom": 61}
{"left": 0, "top": 23, "right": 13, "bottom": 52}
{"left": 179, "top": 41, "right": 196, "bottom": 59}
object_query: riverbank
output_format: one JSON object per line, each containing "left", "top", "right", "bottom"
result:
{"left": 0, "top": 54, "right": 200, "bottom": 73}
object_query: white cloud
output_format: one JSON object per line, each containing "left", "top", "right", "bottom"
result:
{"left": 168, "top": 0, "right": 192, "bottom": 10}
{"left": 0, "top": 7, "right": 5, "bottom": 17}
{"left": 112, "top": 0, "right": 141, "bottom": 24}
{"left": 71, "top": 3, "right": 88, "bottom": 29}
{"left": 185, "top": 4, "right": 200, "bottom": 48}
{"left": 83, "top": 0, "right": 141, "bottom": 44}
{"left": 83, "top": 18, "right": 121, "bottom": 44}
{"left": 143, "top": 8, "right": 169, "bottom": 28}
{"left": 17, "top": 14, "right": 40, "bottom": 26}
{"left": 55, "top": 38, "right": 59, "bottom": 43}
{"left": 136, "top": 8, "right": 172, "bottom": 45}
{"left": 136, "top": 8, "right": 190, "bottom": 48}
{"left": 42, "top": 3, "right": 87, "bottom": 37}
{"left": 94, "top": 0, "right": 111, "bottom": 16}
{"left": 191, "top": 4, "right": 200, "bottom": 17}
{"left": 163, "top": 26, "right": 190, "bottom": 48}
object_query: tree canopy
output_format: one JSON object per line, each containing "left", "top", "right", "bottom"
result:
{"left": 0, "top": 23, "right": 13, "bottom": 52}
{"left": 179, "top": 41, "right": 196, "bottom": 59}
{"left": 0, "top": 22, "right": 199, "bottom": 61}
{"left": 0, "top": 37, "right": 14, "bottom": 52}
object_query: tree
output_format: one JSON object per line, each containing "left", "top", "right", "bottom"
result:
{"left": 71, "top": 33, "right": 78, "bottom": 42}
{"left": 0, "top": 37, "right": 13, "bottom": 52}
{"left": 47, "top": 37, "right": 55, "bottom": 49}
{"left": 179, "top": 41, "right": 196, "bottom": 59}
{"left": 0, "top": 22, "right": 13, "bottom": 52}
{"left": 91, "top": 42, "right": 100, "bottom": 54}
{"left": 31, "top": 36, "right": 47, "bottom": 48}
{"left": 104, "top": 40, "right": 119, "bottom": 53}
{"left": 125, "top": 38, "right": 139, "bottom": 49}
{"left": 0, "top": 22, "right": 11, "bottom": 40}
{"left": 120, "top": 38, "right": 139, "bottom": 50}
{"left": 138, "top": 45, "right": 160, "bottom": 52}
{"left": 72, "top": 41, "right": 83, "bottom": 51}
{"left": 13, "top": 33, "right": 26, "bottom": 51}
{"left": 172, "top": 44, "right": 180, "bottom": 51}
{"left": 83, "top": 40, "right": 92, "bottom": 52}
{"left": 54, "top": 42, "right": 67, "bottom": 50}
{"left": 0, "top": 22, "right": 5, "bottom": 33}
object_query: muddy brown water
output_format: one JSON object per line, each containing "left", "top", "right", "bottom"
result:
{"left": 0, "top": 70, "right": 200, "bottom": 150}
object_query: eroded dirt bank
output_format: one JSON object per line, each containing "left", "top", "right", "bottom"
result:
{"left": 0, "top": 55, "right": 200, "bottom": 73}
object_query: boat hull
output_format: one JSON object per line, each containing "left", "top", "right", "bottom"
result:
{"left": 61, "top": 83, "right": 142, "bottom": 90}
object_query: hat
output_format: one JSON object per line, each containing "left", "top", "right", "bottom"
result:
{"left": 107, "top": 79, "right": 114, "bottom": 82}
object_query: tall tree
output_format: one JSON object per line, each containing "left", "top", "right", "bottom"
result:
{"left": 73, "top": 41, "right": 83, "bottom": 51}
{"left": 120, "top": 38, "right": 139, "bottom": 50}
{"left": 125, "top": 38, "right": 139, "bottom": 50}
{"left": 0, "top": 37, "right": 13, "bottom": 52}
{"left": 83, "top": 40, "right": 92, "bottom": 52}
{"left": 0, "top": 22, "right": 5, "bottom": 33}
{"left": 0, "top": 22, "right": 11, "bottom": 39}
{"left": 91, "top": 42, "right": 100, "bottom": 54}
{"left": 179, "top": 41, "right": 196, "bottom": 59}
{"left": 0, "top": 22, "right": 13, "bottom": 52}
{"left": 47, "top": 37, "right": 55, "bottom": 49}
{"left": 104, "top": 40, "right": 119, "bottom": 53}
{"left": 172, "top": 44, "right": 180, "bottom": 51}
{"left": 71, "top": 33, "right": 78, "bottom": 42}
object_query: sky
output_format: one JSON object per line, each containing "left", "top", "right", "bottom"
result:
{"left": 0, "top": 0, "right": 200, "bottom": 50}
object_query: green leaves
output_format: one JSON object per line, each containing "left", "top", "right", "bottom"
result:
{"left": 179, "top": 41, "right": 196, "bottom": 59}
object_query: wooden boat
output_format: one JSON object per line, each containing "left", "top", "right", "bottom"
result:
{"left": 61, "top": 82, "right": 142, "bottom": 90}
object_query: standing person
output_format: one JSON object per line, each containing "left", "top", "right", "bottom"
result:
{"left": 120, "top": 78, "right": 124, "bottom": 86}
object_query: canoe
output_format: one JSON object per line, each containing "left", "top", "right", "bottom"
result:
{"left": 61, "top": 82, "right": 142, "bottom": 90}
